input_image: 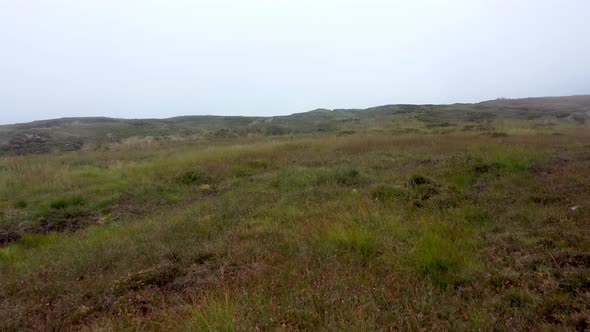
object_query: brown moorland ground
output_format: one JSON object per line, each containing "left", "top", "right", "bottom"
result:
{"left": 0, "top": 115, "right": 590, "bottom": 330}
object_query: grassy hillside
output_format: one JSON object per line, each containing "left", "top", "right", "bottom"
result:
{"left": 1, "top": 96, "right": 590, "bottom": 330}
{"left": 1, "top": 95, "right": 589, "bottom": 156}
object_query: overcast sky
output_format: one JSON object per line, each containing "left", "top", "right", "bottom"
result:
{"left": 1, "top": 0, "right": 589, "bottom": 125}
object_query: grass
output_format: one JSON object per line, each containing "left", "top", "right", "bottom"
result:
{"left": 326, "top": 225, "right": 378, "bottom": 260}
{"left": 182, "top": 294, "right": 236, "bottom": 331}
{"left": 411, "top": 219, "right": 478, "bottom": 288}
{"left": 49, "top": 196, "right": 85, "bottom": 210}
{"left": 0, "top": 118, "right": 589, "bottom": 330}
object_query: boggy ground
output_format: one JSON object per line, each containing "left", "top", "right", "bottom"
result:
{"left": 1, "top": 129, "right": 590, "bottom": 331}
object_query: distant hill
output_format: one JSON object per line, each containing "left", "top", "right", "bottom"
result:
{"left": 1, "top": 95, "right": 589, "bottom": 156}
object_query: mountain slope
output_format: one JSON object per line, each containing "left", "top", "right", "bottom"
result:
{"left": 1, "top": 95, "right": 589, "bottom": 156}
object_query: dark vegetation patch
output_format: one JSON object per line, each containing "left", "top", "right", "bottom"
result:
{"left": 177, "top": 169, "right": 213, "bottom": 185}
{"left": 49, "top": 196, "right": 85, "bottom": 210}
{"left": 554, "top": 252, "right": 590, "bottom": 268}
{"left": 112, "top": 263, "right": 182, "bottom": 295}
{"left": 0, "top": 231, "right": 21, "bottom": 246}
{"left": 482, "top": 131, "right": 509, "bottom": 138}
{"left": 337, "top": 130, "right": 356, "bottom": 136}
{"left": 407, "top": 175, "right": 450, "bottom": 207}
{"left": 325, "top": 168, "right": 369, "bottom": 187}
{"left": 408, "top": 174, "right": 434, "bottom": 187}
{"left": 502, "top": 288, "right": 533, "bottom": 307}
{"left": 424, "top": 121, "right": 453, "bottom": 129}
{"left": 13, "top": 200, "right": 28, "bottom": 209}
{"left": 558, "top": 270, "right": 590, "bottom": 293}
{"left": 37, "top": 208, "right": 99, "bottom": 233}
{"left": 472, "top": 161, "right": 502, "bottom": 174}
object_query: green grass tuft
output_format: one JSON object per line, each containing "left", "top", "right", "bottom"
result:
{"left": 327, "top": 225, "right": 379, "bottom": 260}
{"left": 412, "top": 221, "right": 478, "bottom": 288}
{"left": 49, "top": 195, "right": 84, "bottom": 210}
{"left": 182, "top": 294, "right": 235, "bottom": 332}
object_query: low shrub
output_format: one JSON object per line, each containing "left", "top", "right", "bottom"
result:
{"left": 408, "top": 175, "right": 434, "bottom": 188}
{"left": 178, "top": 170, "right": 212, "bottom": 185}
{"left": 50, "top": 196, "right": 84, "bottom": 210}
{"left": 13, "top": 200, "right": 28, "bottom": 209}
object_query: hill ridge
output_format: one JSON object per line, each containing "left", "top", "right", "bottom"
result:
{"left": 1, "top": 94, "right": 589, "bottom": 156}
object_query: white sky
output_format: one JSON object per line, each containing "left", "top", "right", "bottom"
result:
{"left": 1, "top": 0, "right": 589, "bottom": 124}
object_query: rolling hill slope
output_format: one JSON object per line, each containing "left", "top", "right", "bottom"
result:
{"left": 1, "top": 95, "right": 589, "bottom": 156}
{"left": 1, "top": 94, "right": 590, "bottom": 330}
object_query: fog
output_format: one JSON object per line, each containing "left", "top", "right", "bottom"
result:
{"left": 1, "top": 0, "right": 589, "bottom": 124}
